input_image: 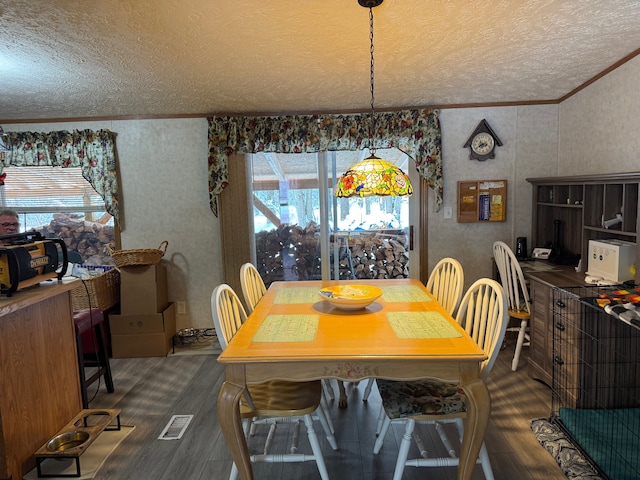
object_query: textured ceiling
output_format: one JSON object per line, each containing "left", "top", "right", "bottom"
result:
{"left": 1, "top": 0, "right": 639, "bottom": 121}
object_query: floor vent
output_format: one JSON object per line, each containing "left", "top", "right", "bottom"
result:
{"left": 158, "top": 414, "right": 194, "bottom": 440}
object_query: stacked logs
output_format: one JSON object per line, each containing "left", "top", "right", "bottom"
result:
{"left": 33, "top": 213, "right": 116, "bottom": 265}
{"left": 343, "top": 233, "right": 409, "bottom": 280}
{"left": 256, "top": 223, "right": 322, "bottom": 285}
{"left": 255, "top": 222, "right": 409, "bottom": 286}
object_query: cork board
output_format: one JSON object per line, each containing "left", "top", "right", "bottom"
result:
{"left": 457, "top": 180, "right": 507, "bottom": 223}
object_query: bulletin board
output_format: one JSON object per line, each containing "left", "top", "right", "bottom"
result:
{"left": 457, "top": 180, "right": 507, "bottom": 223}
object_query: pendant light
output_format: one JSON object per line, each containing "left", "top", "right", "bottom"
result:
{"left": 335, "top": 0, "right": 413, "bottom": 198}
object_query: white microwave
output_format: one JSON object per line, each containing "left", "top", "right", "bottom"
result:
{"left": 586, "top": 239, "right": 636, "bottom": 283}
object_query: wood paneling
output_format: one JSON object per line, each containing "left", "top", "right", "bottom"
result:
{"left": 419, "top": 177, "right": 429, "bottom": 284}
{"left": 219, "top": 154, "right": 253, "bottom": 297}
{"left": 0, "top": 280, "right": 81, "bottom": 480}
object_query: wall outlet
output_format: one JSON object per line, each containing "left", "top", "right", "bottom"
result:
{"left": 176, "top": 301, "right": 186, "bottom": 315}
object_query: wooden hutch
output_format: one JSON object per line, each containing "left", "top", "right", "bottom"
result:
{"left": 525, "top": 172, "right": 640, "bottom": 385}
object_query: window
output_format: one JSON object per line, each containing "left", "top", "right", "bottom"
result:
{"left": 0, "top": 166, "right": 116, "bottom": 264}
{"left": 250, "top": 149, "right": 415, "bottom": 285}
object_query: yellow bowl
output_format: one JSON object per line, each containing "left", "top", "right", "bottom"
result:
{"left": 319, "top": 284, "right": 383, "bottom": 310}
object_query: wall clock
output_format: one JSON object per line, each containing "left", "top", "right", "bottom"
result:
{"left": 463, "top": 119, "right": 503, "bottom": 161}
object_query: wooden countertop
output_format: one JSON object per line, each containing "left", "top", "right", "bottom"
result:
{"left": 521, "top": 262, "right": 588, "bottom": 288}
{"left": 0, "top": 277, "right": 79, "bottom": 317}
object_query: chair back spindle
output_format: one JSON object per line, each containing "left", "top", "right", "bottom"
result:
{"left": 211, "top": 284, "right": 248, "bottom": 350}
{"left": 456, "top": 278, "right": 508, "bottom": 380}
{"left": 240, "top": 262, "right": 267, "bottom": 314}
{"left": 426, "top": 257, "right": 464, "bottom": 316}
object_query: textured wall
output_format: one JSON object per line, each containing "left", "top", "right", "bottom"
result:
{"left": 559, "top": 55, "right": 640, "bottom": 174}
{"left": 3, "top": 118, "right": 221, "bottom": 330}
{"left": 431, "top": 105, "right": 558, "bottom": 289}
{"left": 113, "top": 117, "right": 221, "bottom": 330}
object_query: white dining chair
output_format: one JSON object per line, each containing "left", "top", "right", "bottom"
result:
{"left": 211, "top": 284, "right": 337, "bottom": 480}
{"left": 239, "top": 262, "right": 267, "bottom": 314}
{"left": 239, "top": 262, "right": 337, "bottom": 407}
{"left": 361, "top": 257, "right": 465, "bottom": 402}
{"left": 372, "top": 278, "right": 508, "bottom": 480}
{"left": 426, "top": 257, "right": 465, "bottom": 316}
{"left": 493, "top": 240, "right": 531, "bottom": 371}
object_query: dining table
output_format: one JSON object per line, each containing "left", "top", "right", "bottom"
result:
{"left": 216, "top": 278, "right": 489, "bottom": 480}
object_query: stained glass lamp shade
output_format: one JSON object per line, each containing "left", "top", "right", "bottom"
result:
{"left": 335, "top": 154, "right": 413, "bottom": 198}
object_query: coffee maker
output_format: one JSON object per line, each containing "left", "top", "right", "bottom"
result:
{"left": 515, "top": 237, "right": 528, "bottom": 259}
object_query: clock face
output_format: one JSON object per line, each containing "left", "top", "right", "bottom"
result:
{"left": 471, "top": 132, "right": 495, "bottom": 155}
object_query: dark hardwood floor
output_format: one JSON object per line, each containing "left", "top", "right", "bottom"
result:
{"left": 88, "top": 340, "right": 565, "bottom": 480}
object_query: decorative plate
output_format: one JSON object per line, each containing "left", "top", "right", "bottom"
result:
{"left": 318, "top": 284, "right": 383, "bottom": 310}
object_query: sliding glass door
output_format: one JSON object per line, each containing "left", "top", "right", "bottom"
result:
{"left": 249, "top": 150, "right": 416, "bottom": 286}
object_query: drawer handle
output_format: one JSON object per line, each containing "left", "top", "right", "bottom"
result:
{"left": 555, "top": 322, "right": 565, "bottom": 331}
{"left": 555, "top": 300, "right": 566, "bottom": 308}
{"left": 553, "top": 356, "right": 564, "bottom": 366}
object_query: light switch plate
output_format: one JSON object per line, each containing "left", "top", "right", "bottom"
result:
{"left": 444, "top": 206, "right": 453, "bottom": 219}
{"left": 177, "top": 301, "right": 186, "bottom": 314}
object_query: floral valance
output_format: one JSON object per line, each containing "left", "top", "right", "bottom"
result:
{"left": 0, "top": 129, "right": 120, "bottom": 225}
{"left": 207, "top": 108, "right": 442, "bottom": 217}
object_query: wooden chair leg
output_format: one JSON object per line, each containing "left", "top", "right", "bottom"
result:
{"left": 479, "top": 441, "right": 495, "bottom": 480}
{"left": 315, "top": 399, "right": 338, "bottom": 450}
{"left": 512, "top": 319, "right": 529, "bottom": 371}
{"left": 321, "top": 378, "right": 334, "bottom": 400}
{"left": 94, "top": 322, "right": 114, "bottom": 392}
{"left": 303, "top": 414, "right": 329, "bottom": 480}
{"left": 393, "top": 418, "right": 415, "bottom": 480}
{"left": 75, "top": 330, "right": 89, "bottom": 409}
{"left": 375, "top": 404, "right": 387, "bottom": 436}
{"left": 373, "top": 414, "right": 392, "bottom": 454}
{"left": 74, "top": 309, "right": 115, "bottom": 408}
{"left": 363, "top": 378, "right": 375, "bottom": 401}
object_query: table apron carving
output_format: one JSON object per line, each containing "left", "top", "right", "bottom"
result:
{"left": 239, "top": 359, "right": 480, "bottom": 384}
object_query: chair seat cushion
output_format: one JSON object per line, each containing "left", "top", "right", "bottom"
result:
{"left": 241, "top": 380, "right": 322, "bottom": 417}
{"left": 73, "top": 308, "right": 104, "bottom": 334}
{"left": 377, "top": 379, "right": 467, "bottom": 418}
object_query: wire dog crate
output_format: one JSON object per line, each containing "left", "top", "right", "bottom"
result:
{"left": 551, "top": 286, "right": 640, "bottom": 479}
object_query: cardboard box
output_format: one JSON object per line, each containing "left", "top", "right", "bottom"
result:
{"left": 111, "top": 302, "right": 176, "bottom": 358}
{"left": 120, "top": 264, "right": 168, "bottom": 314}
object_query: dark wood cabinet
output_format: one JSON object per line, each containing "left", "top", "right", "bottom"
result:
{"left": 526, "top": 267, "right": 585, "bottom": 385}
{"left": 527, "top": 276, "right": 553, "bottom": 385}
{"left": 527, "top": 172, "right": 640, "bottom": 282}
{"left": 525, "top": 172, "right": 640, "bottom": 385}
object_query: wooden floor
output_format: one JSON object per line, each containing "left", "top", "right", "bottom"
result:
{"left": 88, "top": 341, "right": 566, "bottom": 480}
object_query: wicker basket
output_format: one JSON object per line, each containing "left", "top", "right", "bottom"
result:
{"left": 108, "top": 241, "right": 168, "bottom": 268}
{"left": 72, "top": 268, "right": 121, "bottom": 311}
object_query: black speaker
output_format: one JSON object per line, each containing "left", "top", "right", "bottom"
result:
{"left": 516, "top": 237, "right": 527, "bottom": 259}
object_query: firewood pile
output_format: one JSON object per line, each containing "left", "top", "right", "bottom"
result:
{"left": 34, "top": 213, "right": 116, "bottom": 265}
{"left": 256, "top": 222, "right": 409, "bottom": 286}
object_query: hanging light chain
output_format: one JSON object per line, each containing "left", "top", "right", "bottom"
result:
{"left": 368, "top": 6, "right": 376, "bottom": 155}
